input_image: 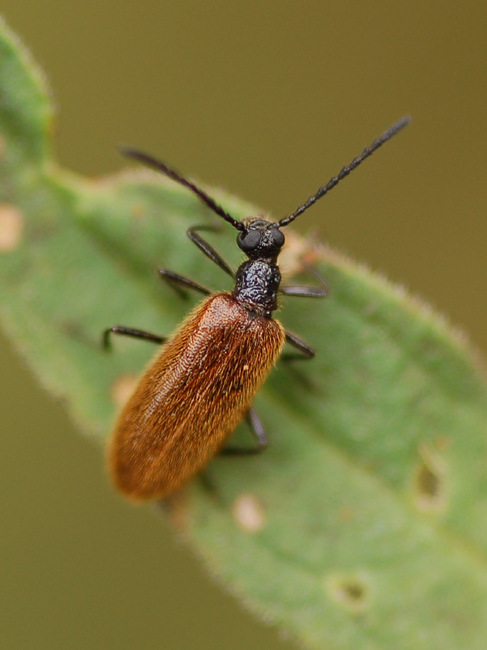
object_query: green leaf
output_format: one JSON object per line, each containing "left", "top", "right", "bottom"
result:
{"left": 1, "top": 16, "right": 487, "bottom": 650}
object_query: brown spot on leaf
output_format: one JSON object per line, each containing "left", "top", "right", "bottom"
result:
{"left": 435, "top": 435, "right": 450, "bottom": 452}
{"left": 0, "top": 204, "right": 24, "bottom": 251}
{"left": 279, "top": 230, "right": 322, "bottom": 280}
{"left": 131, "top": 203, "right": 146, "bottom": 219}
{"left": 232, "top": 493, "right": 266, "bottom": 532}
{"left": 161, "top": 490, "right": 190, "bottom": 534}
{"left": 111, "top": 374, "right": 138, "bottom": 408}
{"left": 338, "top": 506, "right": 355, "bottom": 522}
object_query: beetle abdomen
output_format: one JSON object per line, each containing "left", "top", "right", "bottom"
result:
{"left": 108, "top": 293, "right": 285, "bottom": 501}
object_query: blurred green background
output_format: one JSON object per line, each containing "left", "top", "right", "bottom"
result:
{"left": 1, "top": 2, "right": 486, "bottom": 649}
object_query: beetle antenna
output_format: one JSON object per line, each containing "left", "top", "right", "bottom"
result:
{"left": 277, "top": 116, "right": 411, "bottom": 228}
{"left": 120, "top": 146, "right": 244, "bottom": 231}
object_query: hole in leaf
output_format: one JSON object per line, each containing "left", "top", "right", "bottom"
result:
{"left": 417, "top": 463, "right": 439, "bottom": 497}
{"left": 414, "top": 443, "right": 448, "bottom": 513}
{"left": 326, "top": 573, "right": 370, "bottom": 613}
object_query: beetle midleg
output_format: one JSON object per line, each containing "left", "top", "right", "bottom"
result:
{"left": 103, "top": 326, "right": 167, "bottom": 351}
{"left": 158, "top": 268, "right": 211, "bottom": 299}
{"left": 281, "top": 284, "right": 328, "bottom": 298}
{"left": 281, "top": 259, "right": 328, "bottom": 298}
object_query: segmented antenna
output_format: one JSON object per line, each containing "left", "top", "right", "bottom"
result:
{"left": 120, "top": 146, "right": 244, "bottom": 231}
{"left": 277, "top": 116, "right": 411, "bottom": 228}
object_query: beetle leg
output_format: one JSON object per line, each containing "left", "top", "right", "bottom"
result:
{"left": 281, "top": 259, "right": 328, "bottom": 298}
{"left": 103, "top": 326, "right": 166, "bottom": 351}
{"left": 158, "top": 268, "right": 211, "bottom": 299}
{"left": 220, "top": 407, "right": 268, "bottom": 455}
{"left": 188, "top": 225, "right": 235, "bottom": 278}
{"left": 281, "top": 329, "right": 315, "bottom": 361}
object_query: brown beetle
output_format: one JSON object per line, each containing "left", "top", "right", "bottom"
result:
{"left": 104, "top": 117, "right": 410, "bottom": 501}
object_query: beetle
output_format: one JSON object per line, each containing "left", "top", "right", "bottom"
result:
{"left": 104, "top": 117, "right": 410, "bottom": 501}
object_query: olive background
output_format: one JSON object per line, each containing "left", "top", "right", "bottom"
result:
{"left": 0, "top": 2, "right": 486, "bottom": 649}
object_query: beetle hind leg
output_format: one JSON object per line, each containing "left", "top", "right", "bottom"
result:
{"left": 220, "top": 407, "right": 268, "bottom": 455}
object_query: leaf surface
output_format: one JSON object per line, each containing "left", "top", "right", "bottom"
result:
{"left": 1, "top": 17, "right": 487, "bottom": 650}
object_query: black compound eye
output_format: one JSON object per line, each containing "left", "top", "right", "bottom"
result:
{"left": 237, "top": 229, "right": 261, "bottom": 253}
{"left": 271, "top": 228, "right": 285, "bottom": 248}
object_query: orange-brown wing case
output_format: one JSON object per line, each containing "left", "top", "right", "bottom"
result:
{"left": 109, "top": 293, "right": 285, "bottom": 501}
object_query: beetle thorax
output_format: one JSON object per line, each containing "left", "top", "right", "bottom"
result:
{"left": 233, "top": 217, "right": 284, "bottom": 316}
{"left": 233, "top": 259, "right": 281, "bottom": 316}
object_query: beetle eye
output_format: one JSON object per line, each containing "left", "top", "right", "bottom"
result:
{"left": 272, "top": 229, "right": 285, "bottom": 248}
{"left": 237, "top": 229, "right": 261, "bottom": 252}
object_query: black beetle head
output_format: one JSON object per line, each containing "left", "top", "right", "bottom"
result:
{"left": 237, "top": 217, "right": 285, "bottom": 259}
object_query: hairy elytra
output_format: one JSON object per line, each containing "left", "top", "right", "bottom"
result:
{"left": 105, "top": 117, "right": 410, "bottom": 501}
